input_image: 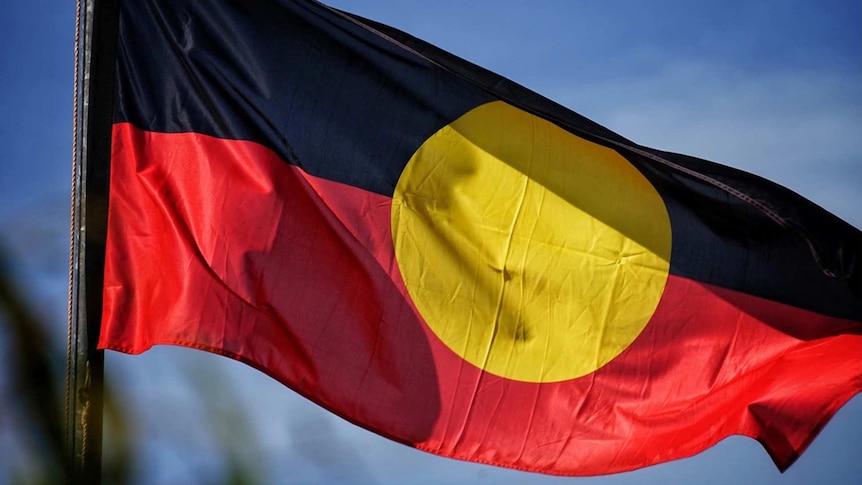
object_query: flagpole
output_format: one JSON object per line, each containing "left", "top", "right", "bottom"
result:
{"left": 66, "top": 0, "right": 119, "bottom": 482}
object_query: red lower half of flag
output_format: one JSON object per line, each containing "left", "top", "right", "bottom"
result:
{"left": 99, "top": 123, "right": 862, "bottom": 475}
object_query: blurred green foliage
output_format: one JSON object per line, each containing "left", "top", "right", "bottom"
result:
{"left": 0, "top": 244, "right": 262, "bottom": 484}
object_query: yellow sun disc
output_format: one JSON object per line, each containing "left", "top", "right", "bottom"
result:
{"left": 391, "top": 101, "right": 672, "bottom": 383}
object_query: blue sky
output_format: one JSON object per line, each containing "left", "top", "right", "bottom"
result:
{"left": 0, "top": 0, "right": 860, "bottom": 483}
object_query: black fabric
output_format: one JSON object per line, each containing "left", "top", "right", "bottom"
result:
{"left": 114, "top": 0, "right": 494, "bottom": 195}
{"left": 113, "top": 0, "right": 862, "bottom": 321}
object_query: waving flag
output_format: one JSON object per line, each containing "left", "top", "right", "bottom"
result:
{"left": 98, "top": 0, "right": 862, "bottom": 476}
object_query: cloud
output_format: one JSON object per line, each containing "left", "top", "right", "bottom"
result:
{"left": 548, "top": 62, "right": 862, "bottom": 228}
{"left": 286, "top": 411, "right": 380, "bottom": 485}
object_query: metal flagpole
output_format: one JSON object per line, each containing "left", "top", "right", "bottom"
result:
{"left": 66, "top": 0, "right": 119, "bottom": 482}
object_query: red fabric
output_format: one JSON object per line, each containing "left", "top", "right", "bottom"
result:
{"left": 100, "top": 123, "right": 862, "bottom": 475}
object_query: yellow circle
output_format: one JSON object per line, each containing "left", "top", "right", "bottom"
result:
{"left": 392, "top": 101, "right": 671, "bottom": 382}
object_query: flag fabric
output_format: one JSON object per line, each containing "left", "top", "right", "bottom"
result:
{"left": 98, "top": 0, "right": 862, "bottom": 476}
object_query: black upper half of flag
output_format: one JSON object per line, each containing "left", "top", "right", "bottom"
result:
{"left": 112, "top": 0, "right": 862, "bottom": 321}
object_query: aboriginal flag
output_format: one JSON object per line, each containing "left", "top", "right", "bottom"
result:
{"left": 98, "top": 0, "right": 862, "bottom": 476}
